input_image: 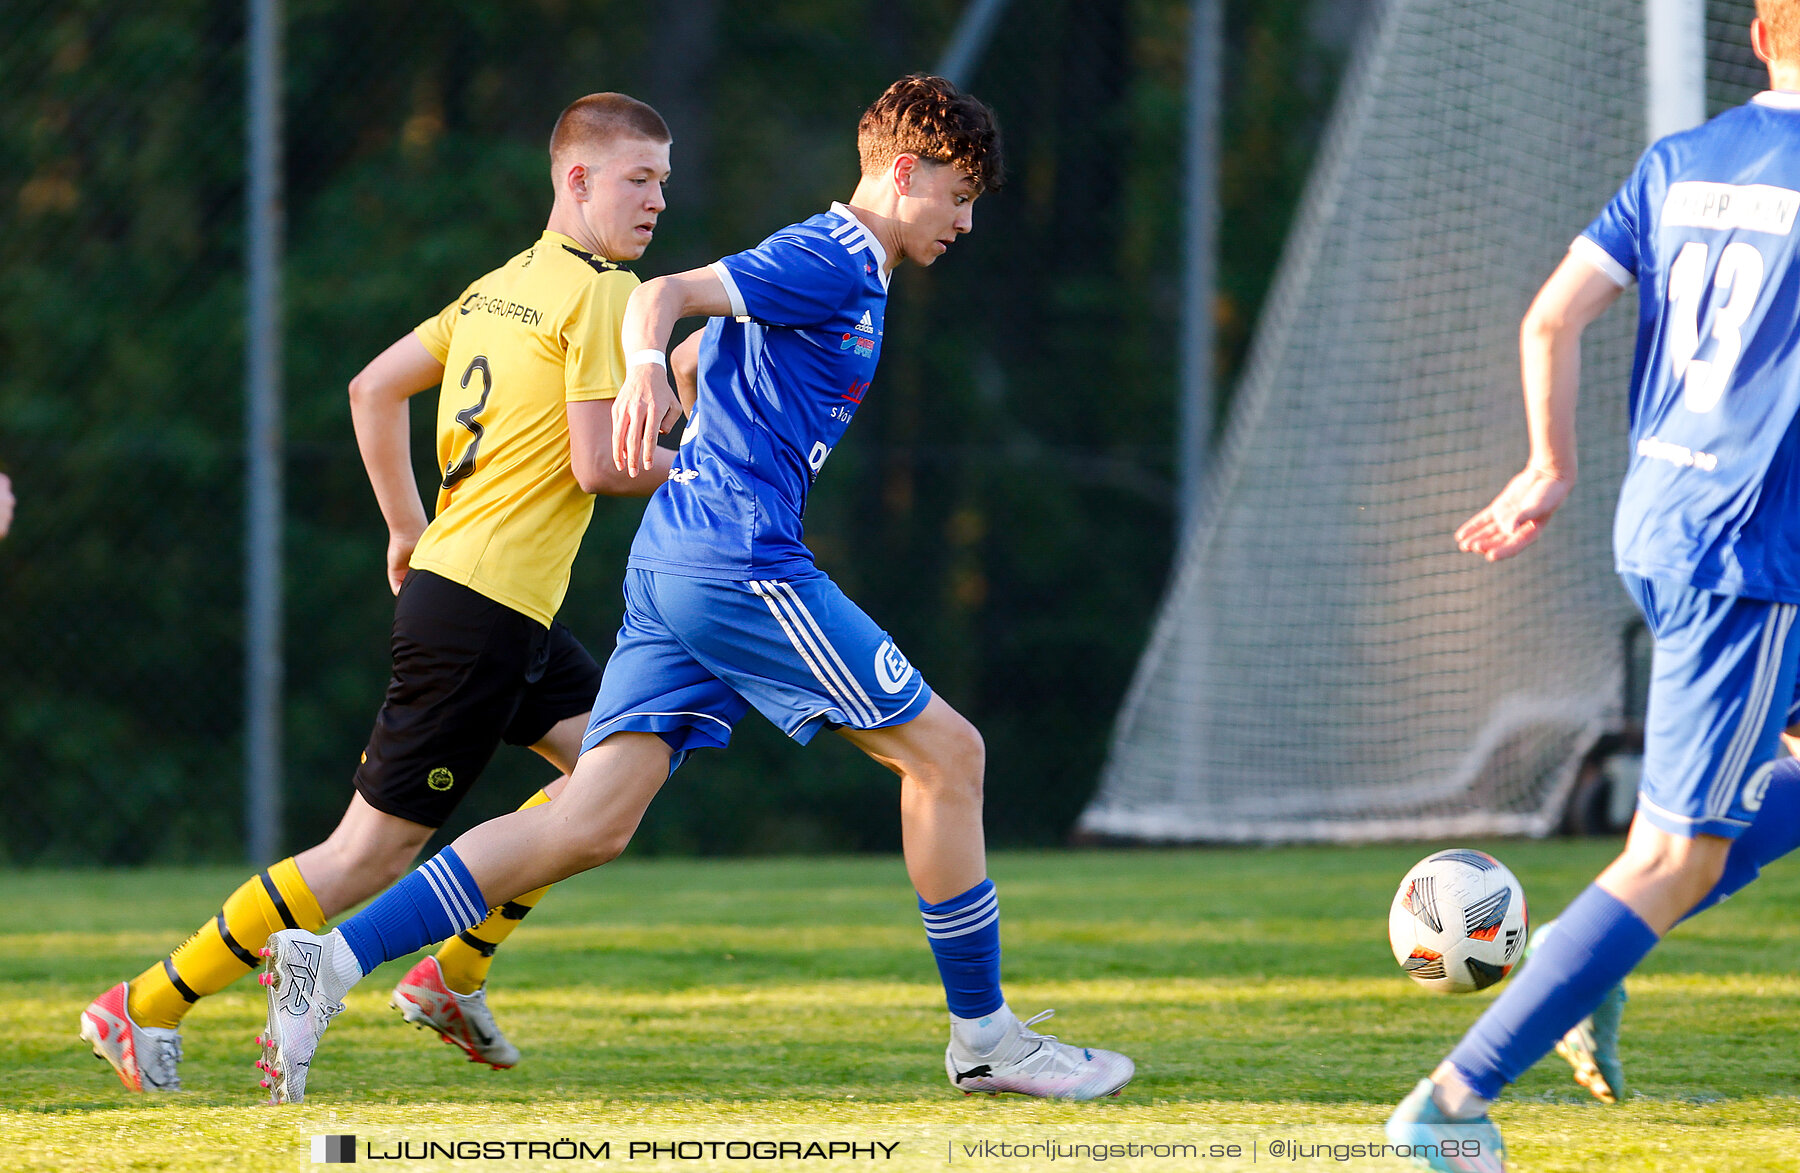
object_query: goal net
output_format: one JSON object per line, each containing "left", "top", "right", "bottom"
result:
{"left": 1079, "top": 0, "right": 1762, "bottom": 843}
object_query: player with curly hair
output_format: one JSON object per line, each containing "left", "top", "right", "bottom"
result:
{"left": 254, "top": 74, "right": 1132, "bottom": 1105}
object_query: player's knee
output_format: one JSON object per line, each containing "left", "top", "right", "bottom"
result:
{"left": 347, "top": 841, "right": 422, "bottom": 894}
{"left": 951, "top": 718, "right": 986, "bottom": 785}
{"left": 1620, "top": 826, "right": 1729, "bottom": 899}
{"left": 372, "top": 849, "right": 418, "bottom": 892}
{"left": 1689, "top": 843, "right": 1730, "bottom": 893}
{"left": 918, "top": 713, "right": 985, "bottom": 802}
{"left": 573, "top": 824, "right": 637, "bottom": 870}
{"left": 1671, "top": 854, "right": 1729, "bottom": 917}
{"left": 311, "top": 825, "right": 426, "bottom": 896}
{"left": 308, "top": 841, "right": 417, "bottom": 908}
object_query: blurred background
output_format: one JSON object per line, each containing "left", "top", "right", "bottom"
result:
{"left": 0, "top": 0, "right": 1366, "bottom": 864}
{"left": 6, "top": 0, "right": 1777, "bottom": 866}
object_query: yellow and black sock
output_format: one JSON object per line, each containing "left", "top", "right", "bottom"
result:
{"left": 126, "top": 857, "right": 326, "bottom": 1030}
{"left": 434, "top": 788, "right": 555, "bottom": 994}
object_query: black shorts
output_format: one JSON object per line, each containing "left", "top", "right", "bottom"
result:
{"left": 353, "top": 569, "right": 604, "bottom": 827}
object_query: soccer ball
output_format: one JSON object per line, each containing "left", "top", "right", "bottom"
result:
{"left": 1388, "top": 849, "right": 1528, "bottom": 994}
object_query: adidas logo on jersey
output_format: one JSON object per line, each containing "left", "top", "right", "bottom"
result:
{"left": 668, "top": 468, "right": 700, "bottom": 484}
{"left": 855, "top": 311, "right": 874, "bottom": 335}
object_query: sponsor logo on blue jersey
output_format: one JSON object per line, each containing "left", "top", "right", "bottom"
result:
{"left": 629, "top": 205, "right": 891, "bottom": 579}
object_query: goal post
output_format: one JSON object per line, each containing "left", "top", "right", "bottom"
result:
{"left": 1080, "top": 0, "right": 1756, "bottom": 843}
{"left": 1648, "top": 0, "right": 1707, "bottom": 142}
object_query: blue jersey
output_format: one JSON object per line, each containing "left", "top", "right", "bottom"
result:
{"left": 629, "top": 203, "right": 889, "bottom": 579}
{"left": 1580, "top": 92, "right": 1800, "bottom": 604}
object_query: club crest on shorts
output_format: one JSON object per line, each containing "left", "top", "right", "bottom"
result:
{"left": 1742, "top": 759, "right": 1779, "bottom": 812}
{"left": 874, "top": 640, "right": 914, "bottom": 694}
{"left": 427, "top": 767, "right": 455, "bottom": 792}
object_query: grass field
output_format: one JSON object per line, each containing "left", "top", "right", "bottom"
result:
{"left": 3, "top": 843, "right": 1797, "bottom": 1171}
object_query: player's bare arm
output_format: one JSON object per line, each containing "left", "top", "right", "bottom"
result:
{"left": 567, "top": 398, "right": 674, "bottom": 495}
{"left": 614, "top": 268, "right": 731, "bottom": 475}
{"left": 348, "top": 332, "right": 446, "bottom": 592}
{"left": 0, "top": 471, "right": 13, "bottom": 540}
{"left": 1455, "top": 253, "right": 1623, "bottom": 562}
{"left": 671, "top": 329, "right": 701, "bottom": 414}
{"left": 564, "top": 332, "right": 701, "bottom": 493}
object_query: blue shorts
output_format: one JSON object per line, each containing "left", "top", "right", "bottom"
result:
{"left": 1625, "top": 573, "right": 1800, "bottom": 839}
{"left": 582, "top": 568, "right": 934, "bottom": 768}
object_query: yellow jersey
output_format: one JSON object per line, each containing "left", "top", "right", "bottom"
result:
{"left": 408, "top": 230, "right": 636, "bottom": 626}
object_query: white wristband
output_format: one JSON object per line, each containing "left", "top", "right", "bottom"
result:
{"left": 627, "top": 348, "right": 667, "bottom": 369}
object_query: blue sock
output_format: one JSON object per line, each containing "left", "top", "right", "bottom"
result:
{"left": 336, "top": 847, "right": 488, "bottom": 976}
{"left": 919, "top": 879, "right": 1005, "bottom": 1018}
{"left": 1684, "top": 757, "right": 1800, "bottom": 921}
{"left": 1445, "top": 885, "right": 1658, "bottom": 1100}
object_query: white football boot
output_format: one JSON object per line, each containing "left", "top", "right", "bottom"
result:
{"left": 945, "top": 1009, "right": 1133, "bottom": 1100}
{"left": 390, "top": 955, "right": 520, "bottom": 1068}
{"left": 255, "top": 929, "right": 357, "bottom": 1104}
{"left": 79, "top": 981, "right": 183, "bottom": 1092}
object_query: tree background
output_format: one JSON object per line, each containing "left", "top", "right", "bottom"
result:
{"left": 0, "top": 0, "right": 1359, "bottom": 864}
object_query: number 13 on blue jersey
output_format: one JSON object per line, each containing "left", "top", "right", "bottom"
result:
{"left": 1666, "top": 240, "right": 1765, "bottom": 415}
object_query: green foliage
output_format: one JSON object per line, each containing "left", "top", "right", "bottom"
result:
{"left": 1216, "top": 1, "right": 1348, "bottom": 387}
{"left": 4, "top": 843, "right": 1799, "bottom": 1169}
{"left": 0, "top": 5, "right": 246, "bottom": 865}
{"left": 1, "top": 0, "right": 1346, "bottom": 862}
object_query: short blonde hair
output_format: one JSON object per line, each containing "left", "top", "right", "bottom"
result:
{"left": 548, "top": 93, "right": 669, "bottom": 179}
{"left": 1759, "top": 0, "right": 1800, "bottom": 60}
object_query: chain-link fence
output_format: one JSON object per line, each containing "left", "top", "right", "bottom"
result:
{"left": 1, "top": 0, "right": 1346, "bottom": 864}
